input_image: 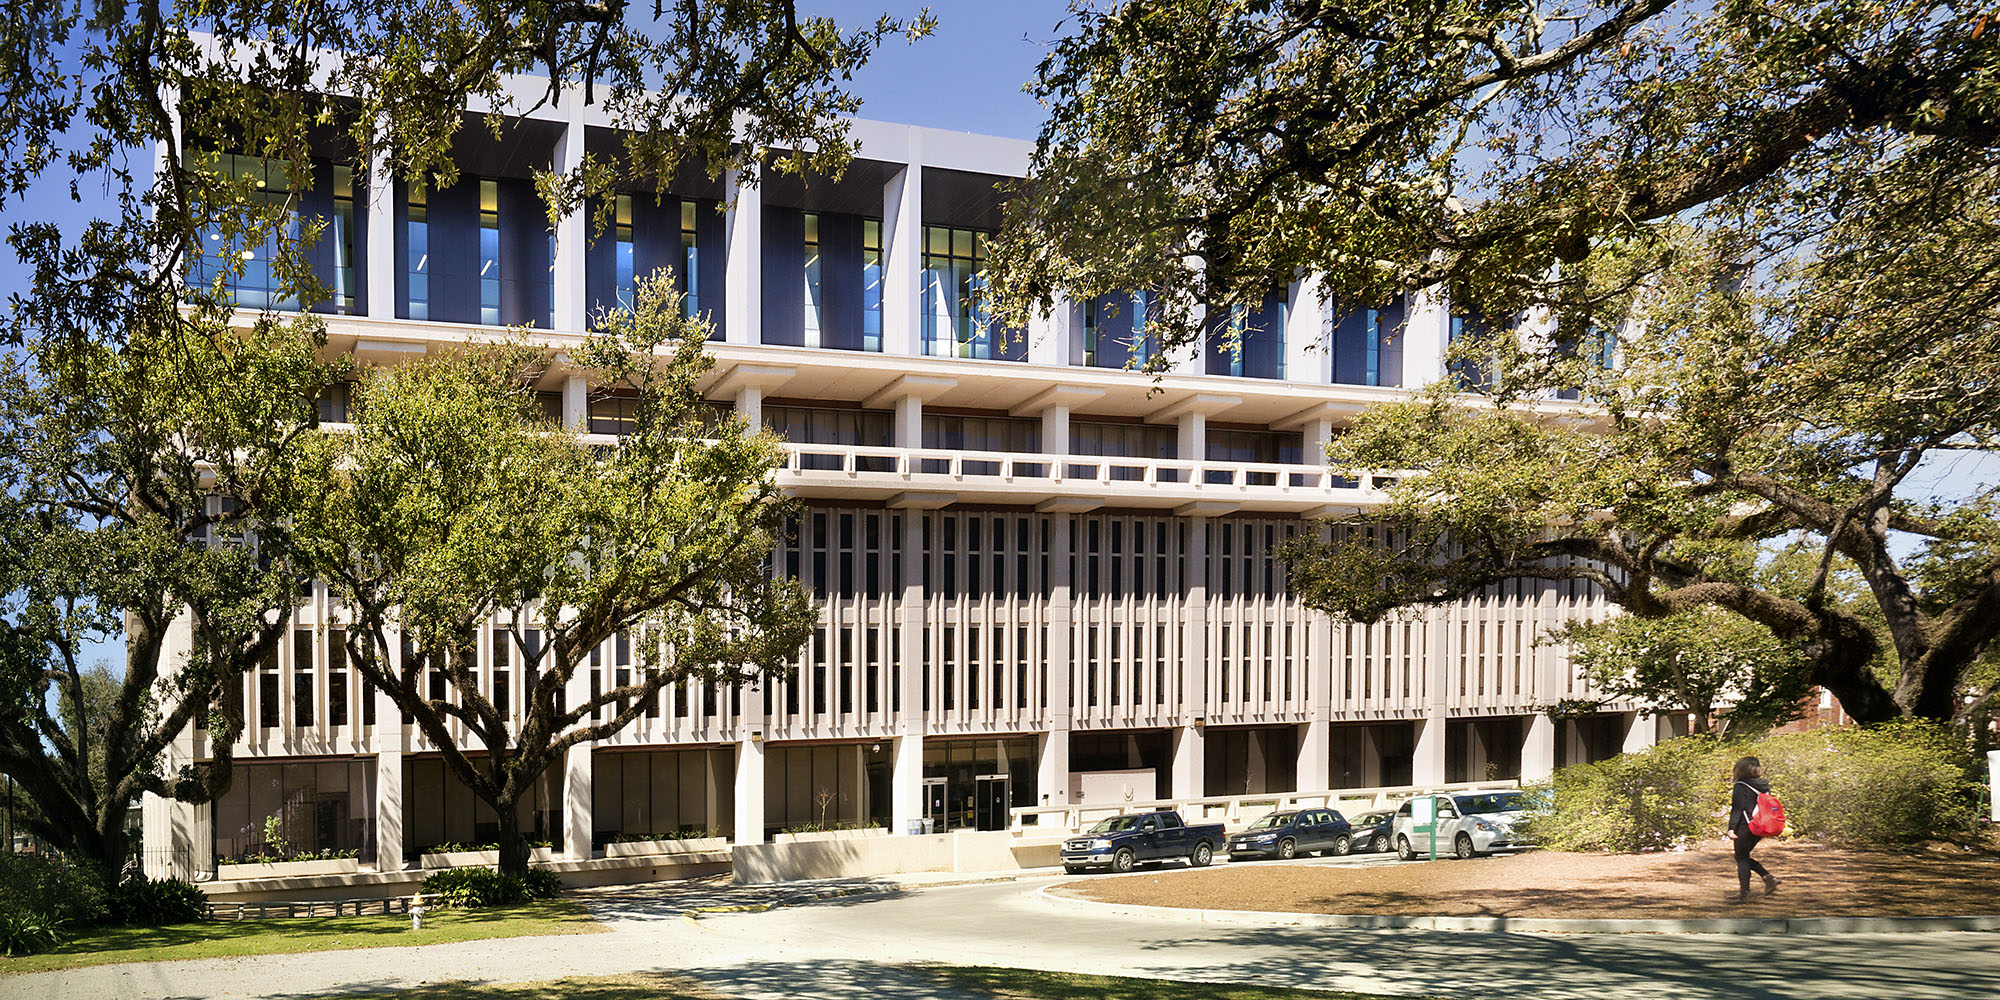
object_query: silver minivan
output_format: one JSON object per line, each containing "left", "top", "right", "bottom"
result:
{"left": 1391, "top": 791, "right": 1530, "bottom": 860}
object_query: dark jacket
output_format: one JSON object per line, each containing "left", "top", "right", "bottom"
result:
{"left": 1730, "top": 777, "right": 1770, "bottom": 836}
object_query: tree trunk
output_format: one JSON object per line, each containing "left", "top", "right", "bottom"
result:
{"left": 495, "top": 798, "right": 529, "bottom": 877}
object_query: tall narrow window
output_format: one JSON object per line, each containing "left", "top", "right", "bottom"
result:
{"left": 862, "top": 219, "right": 883, "bottom": 352}
{"left": 479, "top": 179, "right": 500, "bottom": 325}
{"left": 614, "top": 193, "right": 635, "bottom": 313}
{"left": 328, "top": 628, "right": 348, "bottom": 727}
{"left": 801, "top": 212, "right": 824, "bottom": 346}
{"left": 680, "top": 200, "right": 701, "bottom": 319}
{"left": 331, "top": 165, "right": 357, "bottom": 314}
{"left": 407, "top": 185, "right": 429, "bottom": 320}
{"left": 191, "top": 153, "right": 296, "bottom": 311}
{"left": 922, "top": 225, "right": 1005, "bottom": 359}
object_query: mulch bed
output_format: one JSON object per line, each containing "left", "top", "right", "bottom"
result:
{"left": 1056, "top": 839, "right": 2000, "bottom": 920}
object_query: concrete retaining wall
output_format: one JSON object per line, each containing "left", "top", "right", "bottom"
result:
{"left": 733, "top": 831, "right": 1064, "bottom": 884}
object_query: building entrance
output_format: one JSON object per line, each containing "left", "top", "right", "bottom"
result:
{"left": 974, "top": 774, "right": 1010, "bottom": 831}
{"left": 922, "top": 777, "right": 948, "bottom": 832}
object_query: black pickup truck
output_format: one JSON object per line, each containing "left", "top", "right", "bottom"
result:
{"left": 1058, "top": 810, "right": 1228, "bottom": 874}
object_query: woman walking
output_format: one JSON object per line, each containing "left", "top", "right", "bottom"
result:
{"left": 1729, "top": 756, "right": 1781, "bottom": 903}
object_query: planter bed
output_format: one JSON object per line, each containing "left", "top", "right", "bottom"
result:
{"left": 603, "top": 836, "right": 730, "bottom": 858}
{"left": 217, "top": 857, "right": 360, "bottom": 880}
{"left": 775, "top": 828, "right": 890, "bottom": 844}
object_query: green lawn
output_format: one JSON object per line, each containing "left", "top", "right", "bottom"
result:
{"left": 933, "top": 966, "right": 1448, "bottom": 1000}
{"left": 0, "top": 899, "right": 602, "bottom": 975}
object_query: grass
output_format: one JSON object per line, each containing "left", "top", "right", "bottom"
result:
{"left": 0, "top": 899, "right": 603, "bottom": 975}
{"left": 932, "top": 966, "right": 1450, "bottom": 1000}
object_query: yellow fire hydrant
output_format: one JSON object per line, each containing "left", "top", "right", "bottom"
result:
{"left": 411, "top": 893, "right": 427, "bottom": 931}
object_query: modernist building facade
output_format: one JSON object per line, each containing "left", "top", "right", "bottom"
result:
{"left": 143, "top": 84, "right": 1664, "bottom": 875}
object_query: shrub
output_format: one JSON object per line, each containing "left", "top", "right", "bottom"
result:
{"left": 1519, "top": 736, "right": 1730, "bottom": 852}
{"left": 108, "top": 875, "right": 208, "bottom": 926}
{"left": 420, "top": 865, "right": 559, "bottom": 908}
{"left": 0, "top": 852, "right": 109, "bottom": 955}
{"left": 1754, "top": 719, "right": 1978, "bottom": 845}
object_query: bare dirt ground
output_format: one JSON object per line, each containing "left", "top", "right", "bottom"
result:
{"left": 1057, "top": 838, "right": 2000, "bottom": 919}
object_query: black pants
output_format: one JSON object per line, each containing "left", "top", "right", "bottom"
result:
{"left": 1734, "top": 833, "right": 1769, "bottom": 891}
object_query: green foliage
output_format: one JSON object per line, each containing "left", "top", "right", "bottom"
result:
{"left": 419, "top": 866, "right": 562, "bottom": 909}
{"left": 1521, "top": 736, "right": 1730, "bottom": 853}
{"left": 1526, "top": 721, "right": 1981, "bottom": 852}
{"left": 1547, "top": 608, "right": 1812, "bottom": 737}
{"left": 1754, "top": 720, "right": 1981, "bottom": 845}
{"left": 608, "top": 829, "right": 718, "bottom": 844}
{"left": 0, "top": 852, "right": 107, "bottom": 955}
{"left": 107, "top": 876, "right": 207, "bottom": 927}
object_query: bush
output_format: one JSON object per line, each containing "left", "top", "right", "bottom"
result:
{"left": 108, "top": 875, "right": 208, "bottom": 926}
{"left": 1520, "top": 735, "right": 1730, "bottom": 852}
{"left": 420, "top": 866, "right": 562, "bottom": 908}
{"left": 0, "top": 853, "right": 109, "bottom": 956}
{"left": 1754, "top": 719, "right": 1979, "bottom": 845}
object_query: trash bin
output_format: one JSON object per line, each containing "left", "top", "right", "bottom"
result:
{"left": 906, "top": 819, "right": 926, "bottom": 836}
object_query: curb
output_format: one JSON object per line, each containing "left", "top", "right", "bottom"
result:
{"left": 1033, "top": 886, "right": 2000, "bottom": 936}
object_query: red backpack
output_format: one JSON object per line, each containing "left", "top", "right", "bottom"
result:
{"left": 1739, "top": 781, "right": 1786, "bottom": 837}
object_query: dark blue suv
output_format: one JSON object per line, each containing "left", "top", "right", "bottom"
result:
{"left": 1226, "top": 808, "right": 1354, "bottom": 860}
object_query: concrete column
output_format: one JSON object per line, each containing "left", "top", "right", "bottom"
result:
{"left": 1040, "top": 404, "right": 1070, "bottom": 459}
{"left": 1284, "top": 276, "right": 1329, "bottom": 384}
{"left": 1403, "top": 285, "right": 1450, "bottom": 388}
{"left": 881, "top": 152, "right": 923, "bottom": 357}
{"left": 366, "top": 121, "right": 396, "bottom": 321}
{"left": 1176, "top": 411, "right": 1206, "bottom": 467}
{"left": 1413, "top": 716, "right": 1446, "bottom": 786}
{"left": 723, "top": 167, "right": 762, "bottom": 345}
{"left": 562, "top": 742, "right": 593, "bottom": 859}
{"left": 1521, "top": 713, "right": 1556, "bottom": 782}
{"left": 734, "top": 736, "right": 767, "bottom": 845}
{"left": 1989, "top": 750, "right": 1999, "bottom": 823}
{"left": 563, "top": 374, "right": 587, "bottom": 433}
{"left": 891, "top": 506, "right": 926, "bottom": 833}
{"left": 551, "top": 101, "right": 588, "bottom": 333}
{"left": 1297, "top": 719, "right": 1330, "bottom": 792}
{"left": 734, "top": 384, "right": 765, "bottom": 428}
{"left": 1042, "top": 511, "right": 1074, "bottom": 806}
{"left": 1172, "top": 725, "right": 1206, "bottom": 800}
{"left": 893, "top": 394, "right": 923, "bottom": 449}
{"left": 892, "top": 732, "right": 923, "bottom": 834}
{"left": 1623, "top": 711, "right": 1659, "bottom": 754}
{"left": 1027, "top": 295, "right": 1068, "bottom": 366}
{"left": 1035, "top": 731, "right": 1071, "bottom": 821}
{"left": 375, "top": 749, "right": 403, "bottom": 871}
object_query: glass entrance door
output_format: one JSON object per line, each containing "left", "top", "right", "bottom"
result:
{"left": 922, "top": 777, "right": 948, "bottom": 833}
{"left": 974, "top": 774, "right": 1010, "bottom": 831}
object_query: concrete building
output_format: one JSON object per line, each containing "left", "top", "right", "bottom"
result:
{"left": 142, "top": 82, "right": 1659, "bottom": 878}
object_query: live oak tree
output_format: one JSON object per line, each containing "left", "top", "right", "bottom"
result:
{"left": 996, "top": 1, "right": 2000, "bottom": 726}
{"left": 1544, "top": 608, "right": 1814, "bottom": 738}
{"left": 278, "top": 276, "right": 814, "bottom": 875}
{"left": 0, "top": 1, "right": 921, "bottom": 873}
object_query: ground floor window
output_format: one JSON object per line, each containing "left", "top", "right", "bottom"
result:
{"left": 1329, "top": 722, "right": 1416, "bottom": 788}
{"left": 1068, "top": 729, "right": 1173, "bottom": 802}
{"left": 1447, "top": 716, "right": 1526, "bottom": 783}
{"left": 402, "top": 755, "right": 562, "bottom": 858}
{"left": 922, "top": 735, "right": 1037, "bottom": 832}
{"left": 764, "top": 741, "right": 891, "bottom": 835}
{"left": 1202, "top": 725, "right": 1298, "bottom": 796}
{"left": 591, "top": 747, "right": 734, "bottom": 846}
{"left": 211, "top": 758, "right": 375, "bottom": 865}
{"left": 1556, "top": 713, "right": 1625, "bottom": 769}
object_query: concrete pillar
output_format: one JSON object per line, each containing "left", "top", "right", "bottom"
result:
{"left": 734, "top": 736, "right": 766, "bottom": 845}
{"left": 1284, "top": 276, "right": 1329, "bottom": 384}
{"left": 734, "top": 384, "right": 765, "bottom": 428}
{"left": 1172, "top": 725, "right": 1205, "bottom": 800}
{"left": 1413, "top": 717, "right": 1446, "bottom": 786}
{"left": 1181, "top": 514, "right": 1209, "bottom": 730}
{"left": 1521, "top": 714, "right": 1556, "bottom": 782}
{"left": 563, "top": 374, "right": 587, "bottom": 433}
{"left": 1176, "top": 411, "right": 1206, "bottom": 467}
{"left": 893, "top": 394, "right": 922, "bottom": 449}
{"left": 892, "top": 732, "right": 923, "bottom": 834}
{"left": 1297, "top": 719, "right": 1330, "bottom": 792}
{"left": 1042, "top": 511, "right": 1074, "bottom": 805}
{"left": 1027, "top": 295, "right": 1069, "bottom": 366}
{"left": 1403, "top": 285, "right": 1449, "bottom": 388}
{"left": 366, "top": 120, "right": 396, "bottom": 321}
{"left": 882, "top": 152, "right": 922, "bottom": 357}
{"left": 562, "top": 742, "right": 593, "bottom": 859}
{"left": 375, "top": 749, "right": 403, "bottom": 871}
{"left": 551, "top": 101, "right": 587, "bottom": 333}
{"left": 1035, "top": 731, "right": 1070, "bottom": 820}
{"left": 1623, "top": 711, "right": 1659, "bottom": 754}
{"left": 723, "top": 166, "right": 762, "bottom": 346}
{"left": 1040, "top": 404, "right": 1070, "bottom": 459}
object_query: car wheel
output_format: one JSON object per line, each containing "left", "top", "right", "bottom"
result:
{"left": 1063, "top": 865, "right": 1084, "bottom": 875}
{"left": 1370, "top": 834, "right": 1389, "bottom": 853}
{"left": 1113, "top": 848, "right": 1137, "bottom": 873}
{"left": 1190, "top": 841, "right": 1214, "bottom": 867}
{"left": 1277, "top": 838, "right": 1297, "bottom": 860}
{"left": 1396, "top": 835, "right": 1417, "bottom": 861}
{"left": 1330, "top": 835, "right": 1352, "bottom": 857}
{"left": 1455, "top": 833, "right": 1477, "bottom": 860}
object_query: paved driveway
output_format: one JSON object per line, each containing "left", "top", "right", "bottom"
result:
{"left": 11, "top": 864, "right": 1997, "bottom": 1000}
